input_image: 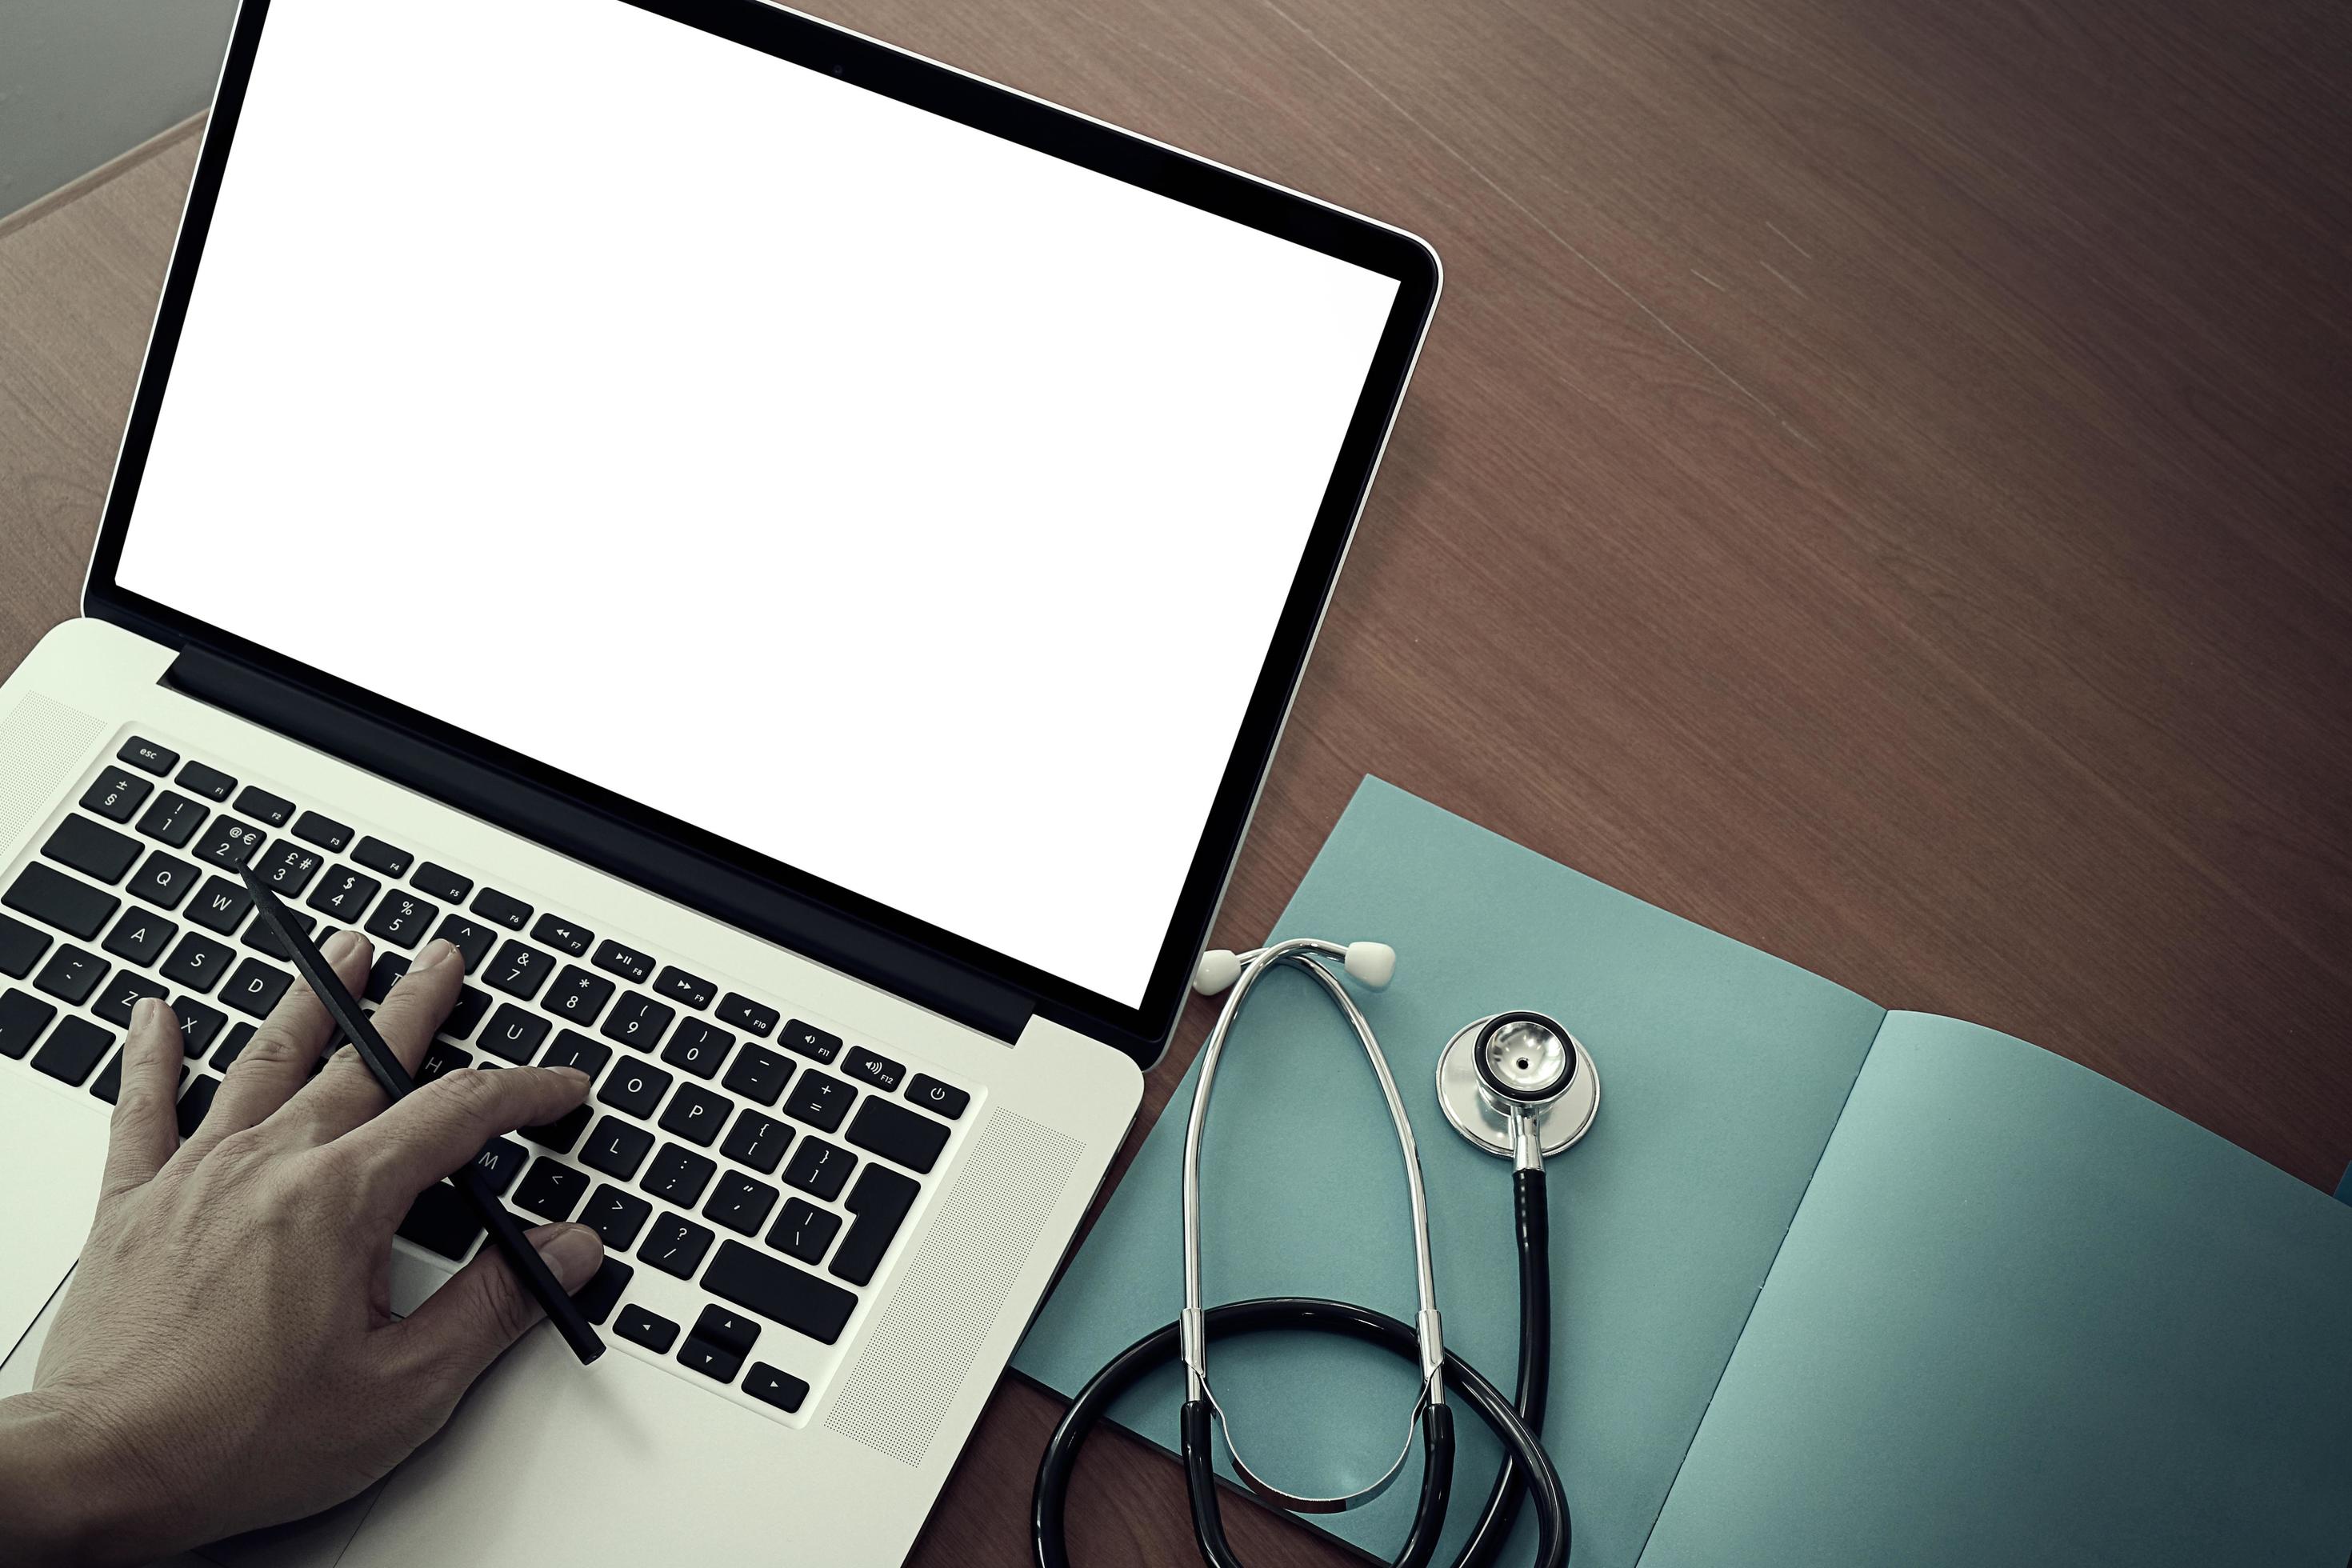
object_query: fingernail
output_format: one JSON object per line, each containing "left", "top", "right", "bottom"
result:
{"left": 323, "top": 928, "right": 363, "bottom": 961}
{"left": 133, "top": 996, "right": 168, "bottom": 1029}
{"left": 547, "top": 1066, "right": 591, "bottom": 1089}
{"left": 412, "top": 938, "right": 458, "bottom": 971}
{"left": 532, "top": 1223, "right": 603, "bottom": 1290}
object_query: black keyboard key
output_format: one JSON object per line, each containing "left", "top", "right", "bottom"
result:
{"left": 905, "top": 1074, "right": 970, "bottom": 1120}
{"left": 252, "top": 842, "right": 323, "bottom": 898}
{"left": 160, "top": 932, "right": 234, "bottom": 994}
{"left": 514, "top": 1156, "right": 590, "bottom": 1221}
{"left": 350, "top": 836, "right": 411, "bottom": 878}
{"left": 192, "top": 816, "right": 266, "bottom": 871}
{"left": 81, "top": 769, "right": 154, "bottom": 822}
{"left": 703, "top": 1241, "right": 857, "bottom": 1345}
{"left": 0, "top": 989, "right": 58, "bottom": 1058}
{"left": 33, "top": 1015, "right": 114, "bottom": 1086}
{"left": 364, "top": 892, "right": 438, "bottom": 950}
{"left": 446, "top": 984, "right": 492, "bottom": 1039}
{"left": 135, "top": 791, "right": 206, "bottom": 848}
{"left": 719, "top": 1108, "right": 792, "bottom": 1175}
{"left": 716, "top": 993, "right": 778, "bottom": 1038}
{"left": 102, "top": 908, "right": 178, "bottom": 967}
{"left": 431, "top": 914, "right": 496, "bottom": 971}
{"left": 591, "top": 940, "right": 654, "bottom": 984}
{"left": 416, "top": 1042, "right": 473, "bottom": 1082}
{"left": 126, "top": 851, "right": 202, "bottom": 912}
{"left": 542, "top": 965, "right": 614, "bottom": 1027}
{"left": 661, "top": 1018, "right": 734, "bottom": 1080}
{"left": 242, "top": 906, "right": 315, "bottom": 962}
{"left": 468, "top": 1135, "right": 529, "bottom": 1195}
{"left": 539, "top": 1029, "right": 611, "bottom": 1080}
{"left": 743, "top": 1362, "right": 809, "bottom": 1414}
{"left": 470, "top": 887, "right": 531, "bottom": 931}
{"left": 530, "top": 914, "right": 593, "bottom": 956}
{"left": 44, "top": 815, "right": 142, "bottom": 882}
{"left": 575, "top": 1258, "right": 632, "bottom": 1326}
{"left": 484, "top": 941, "right": 555, "bottom": 1002}
{"left": 653, "top": 966, "right": 714, "bottom": 1010}
{"left": 221, "top": 958, "right": 294, "bottom": 1018}
{"left": 692, "top": 1304, "right": 761, "bottom": 1360}
{"left": 175, "top": 760, "right": 237, "bottom": 802}
{"left": 839, "top": 1045, "right": 905, "bottom": 1094}
{"left": 781, "top": 1071, "right": 855, "bottom": 1134}
{"left": 768, "top": 1198, "right": 842, "bottom": 1266}
{"left": 637, "top": 1212, "right": 715, "bottom": 1278}
{"left": 714, "top": 1048, "right": 790, "bottom": 1109}
{"left": 6, "top": 862, "right": 121, "bottom": 938}
{"left": 412, "top": 862, "right": 472, "bottom": 902}
{"left": 170, "top": 997, "right": 227, "bottom": 1057}
{"left": 658, "top": 1082, "right": 729, "bottom": 1146}
{"left": 233, "top": 786, "right": 295, "bottom": 828}
{"left": 366, "top": 952, "right": 410, "bottom": 1002}
{"left": 186, "top": 875, "right": 252, "bottom": 934}
{"left": 94, "top": 970, "right": 168, "bottom": 1027}
{"left": 0, "top": 912, "right": 50, "bottom": 978}
{"left": 583, "top": 1184, "right": 652, "bottom": 1249}
{"left": 582, "top": 1115, "right": 656, "bottom": 1179}
{"left": 519, "top": 1101, "right": 592, "bottom": 1154}
{"left": 678, "top": 1335, "right": 743, "bottom": 1384}
{"left": 176, "top": 1072, "right": 221, "bottom": 1134}
{"left": 88, "top": 1050, "right": 127, "bottom": 1104}
{"left": 34, "top": 945, "right": 108, "bottom": 1006}
{"left": 397, "top": 1182, "right": 483, "bottom": 1261}
{"left": 779, "top": 1018, "right": 842, "bottom": 1065}
{"left": 846, "top": 1097, "right": 953, "bottom": 1174}
{"left": 703, "top": 1171, "right": 779, "bottom": 1237}
{"left": 830, "top": 1162, "right": 920, "bottom": 1286}
{"left": 210, "top": 1022, "right": 256, "bottom": 1070}
{"left": 291, "top": 811, "right": 352, "bottom": 853}
{"left": 480, "top": 1003, "right": 550, "bottom": 1062}
{"left": 644, "top": 1144, "right": 717, "bottom": 1206}
{"left": 615, "top": 1303, "right": 678, "bottom": 1354}
{"left": 781, "top": 1137, "right": 854, "bottom": 1202}
{"left": 118, "top": 736, "right": 177, "bottom": 775}
{"left": 305, "top": 866, "right": 379, "bottom": 922}
{"left": 598, "top": 1059, "right": 672, "bottom": 1119}
{"left": 599, "top": 992, "right": 674, "bottom": 1052}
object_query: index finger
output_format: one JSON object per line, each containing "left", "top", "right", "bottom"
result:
{"left": 335, "top": 1063, "right": 592, "bottom": 1210}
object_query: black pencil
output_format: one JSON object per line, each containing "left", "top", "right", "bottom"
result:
{"left": 237, "top": 863, "right": 604, "bottom": 1363}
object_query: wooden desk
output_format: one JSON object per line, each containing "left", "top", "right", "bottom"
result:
{"left": 2, "top": 3, "right": 2346, "bottom": 1562}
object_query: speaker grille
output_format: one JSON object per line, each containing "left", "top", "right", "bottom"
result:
{"left": 825, "top": 1107, "right": 1084, "bottom": 1466}
{"left": 0, "top": 695, "right": 105, "bottom": 855}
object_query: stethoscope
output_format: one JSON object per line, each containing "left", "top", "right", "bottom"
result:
{"left": 1033, "top": 937, "right": 1591, "bottom": 1568}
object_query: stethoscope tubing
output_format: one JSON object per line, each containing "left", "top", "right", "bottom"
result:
{"left": 1030, "top": 1286, "right": 1567, "bottom": 1568}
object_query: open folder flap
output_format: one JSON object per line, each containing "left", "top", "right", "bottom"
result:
{"left": 1011, "top": 776, "right": 1887, "bottom": 1567}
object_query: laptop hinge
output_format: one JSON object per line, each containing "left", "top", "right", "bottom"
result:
{"left": 162, "top": 643, "right": 1032, "bottom": 1045}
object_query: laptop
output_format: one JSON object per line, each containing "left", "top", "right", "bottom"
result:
{"left": 0, "top": 0, "right": 1437, "bottom": 1560}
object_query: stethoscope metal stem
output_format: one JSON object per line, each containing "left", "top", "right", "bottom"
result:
{"left": 1179, "top": 937, "right": 1446, "bottom": 1513}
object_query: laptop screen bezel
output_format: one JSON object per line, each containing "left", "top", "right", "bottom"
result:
{"left": 80, "top": 0, "right": 1440, "bottom": 1066}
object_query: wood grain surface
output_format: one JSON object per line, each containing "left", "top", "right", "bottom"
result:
{"left": 2, "top": 2, "right": 2346, "bottom": 1563}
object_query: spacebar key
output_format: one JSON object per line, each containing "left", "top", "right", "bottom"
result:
{"left": 703, "top": 1242, "right": 857, "bottom": 1345}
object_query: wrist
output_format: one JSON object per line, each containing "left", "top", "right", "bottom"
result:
{"left": 0, "top": 1390, "right": 154, "bottom": 1566}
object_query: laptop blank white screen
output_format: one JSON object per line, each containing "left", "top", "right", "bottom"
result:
{"left": 114, "top": 0, "right": 1402, "bottom": 1009}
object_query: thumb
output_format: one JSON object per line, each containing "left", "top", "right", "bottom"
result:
{"left": 393, "top": 1222, "right": 604, "bottom": 1389}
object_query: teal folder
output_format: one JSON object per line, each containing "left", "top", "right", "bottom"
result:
{"left": 1012, "top": 777, "right": 2352, "bottom": 1567}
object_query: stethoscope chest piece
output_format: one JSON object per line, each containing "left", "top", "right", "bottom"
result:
{"left": 1436, "top": 1011, "right": 1599, "bottom": 1160}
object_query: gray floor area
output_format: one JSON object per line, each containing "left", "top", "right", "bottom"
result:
{"left": 0, "top": 0, "right": 238, "bottom": 221}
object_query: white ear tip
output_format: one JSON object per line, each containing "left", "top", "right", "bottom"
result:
{"left": 1194, "top": 950, "right": 1242, "bottom": 996}
{"left": 1343, "top": 942, "right": 1396, "bottom": 990}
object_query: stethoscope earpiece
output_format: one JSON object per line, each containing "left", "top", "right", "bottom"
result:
{"left": 1194, "top": 941, "right": 1394, "bottom": 997}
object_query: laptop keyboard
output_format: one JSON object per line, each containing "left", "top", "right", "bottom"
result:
{"left": 0, "top": 733, "right": 978, "bottom": 1422}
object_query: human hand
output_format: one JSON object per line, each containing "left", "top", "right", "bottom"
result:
{"left": 0, "top": 934, "right": 602, "bottom": 1566}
